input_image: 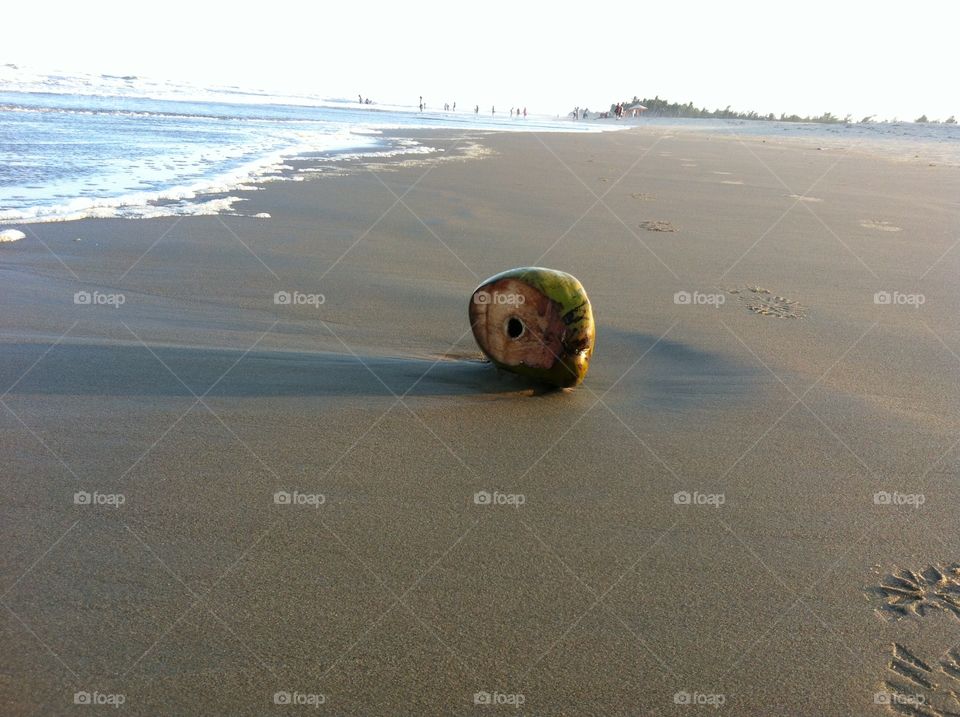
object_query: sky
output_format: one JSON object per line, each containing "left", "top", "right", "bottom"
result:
{"left": 3, "top": 0, "right": 957, "bottom": 120}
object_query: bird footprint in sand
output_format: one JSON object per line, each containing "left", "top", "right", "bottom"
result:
{"left": 638, "top": 220, "right": 678, "bottom": 232}
{"left": 726, "top": 286, "right": 806, "bottom": 319}
{"left": 860, "top": 219, "right": 902, "bottom": 232}
{"left": 630, "top": 192, "right": 655, "bottom": 201}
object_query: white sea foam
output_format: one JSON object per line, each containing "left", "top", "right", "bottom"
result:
{"left": 0, "top": 229, "right": 26, "bottom": 242}
{"left": 0, "top": 64, "right": 620, "bottom": 224}
{"left": 0, "top": 130, "right": 381, "bottom": 223}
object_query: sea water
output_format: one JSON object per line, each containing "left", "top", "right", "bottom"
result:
{"left": 0, "top": 66, "right": 602, "bottom": 224}
{"left": 2, "top": 65, "right": 957, "bottom": 224}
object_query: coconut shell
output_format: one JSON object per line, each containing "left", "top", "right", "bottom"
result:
{"left": 469, "top": 267, "right": 595, "bottom": 388}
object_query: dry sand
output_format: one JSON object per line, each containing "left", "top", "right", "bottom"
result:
{"left": 1, "top": 126, "right": 959, "bottom": 716}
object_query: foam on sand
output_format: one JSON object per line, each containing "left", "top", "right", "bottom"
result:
{"left": 0, "top": 229, "right": 25, "bottom": 242}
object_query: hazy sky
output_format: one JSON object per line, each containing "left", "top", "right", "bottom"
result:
{"left": 4, "top": 0, "right": 957, "bottom": 120}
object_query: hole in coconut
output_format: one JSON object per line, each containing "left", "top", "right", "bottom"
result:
{"left": 506, "top": 317, "right": 524, "bottom": 339}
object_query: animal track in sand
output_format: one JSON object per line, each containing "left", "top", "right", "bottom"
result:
{"left": 726, "top": 286, "right": 806, "bottom": 318}
{"left": 873, "top": 565, "right": 960, "bottom": 621}
{"left": 880, "top": 643, "right": 960, "bottom": 716}
{"left": 860, "top": 219, "right": 903, "bottom": 232}
{"left": 786, "top": 193, "right": 823, "bottom": 202}
{"left": 638, "top": 220, "right": 678, "bottom": 233}
{"left": 630, "top": 192, "right": 655, "bottom": 201}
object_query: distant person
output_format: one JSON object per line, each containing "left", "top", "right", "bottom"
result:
{"left": 523, "top": 107, "right": 527, "bottom": 118}
{"left": 475, "top": 105, "right": 479, "bottom": 114}
{"left": 358, "top": 94, "right": 362, "bottom": 104}
{"left": 510, "top": 107, "right": 513, "bottom": 117}
{"left": 452, "top": 102, "right": 456, "bottom": 111}
{"left": 492, "top": 106, "right": 495, "bottom": 115}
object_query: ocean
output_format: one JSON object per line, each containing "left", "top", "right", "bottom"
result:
{"left": 2, "top": 65, "right": 957, "bottom": 224}
{"left": 0, "top": 66, "right": 602, "bottom": 224}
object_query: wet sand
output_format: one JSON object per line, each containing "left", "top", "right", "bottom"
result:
{"left": 2, "top": 126, "right": 960, "bottom": 715}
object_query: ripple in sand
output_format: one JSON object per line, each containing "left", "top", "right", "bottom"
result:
{"left": 638, "top": 220, "right": 678, "bottom": 233}
{"left": 721, "top": 180, "right": 744, "bottom": 185}
{"left": 726, "top": 286, "right": 806, "bottom": 318}
{"left": 860, "top": 219, "right": 902, "bottom": 232}
{"left": 786, "top": 193, "right": 822, "bottom": 202}
{"left": 712, "top": 171, "right": 733, "bottom": 175}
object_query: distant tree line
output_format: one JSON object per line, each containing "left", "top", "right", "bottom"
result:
{"left": 613, "top": 96, "right": 957, "bottom": 125}
{"left": 916, "top": 114, "right": 957, "bottom": 124}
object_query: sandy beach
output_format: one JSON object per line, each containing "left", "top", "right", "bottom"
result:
{"left": 2, "top": 126, "right": 960, "bottom": 715}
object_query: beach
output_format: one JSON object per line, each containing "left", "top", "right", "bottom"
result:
{"left": 2, "top": 126, "right": 960, "bottom": 715}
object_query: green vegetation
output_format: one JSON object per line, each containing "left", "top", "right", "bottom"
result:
{"left": 613, "top": 96, "right": 846, "bottom": 123}
{"left": 612, "top": 97, "right": 957, "bottom": 125}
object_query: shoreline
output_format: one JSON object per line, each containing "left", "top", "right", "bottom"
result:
{"left": 2, "top": 126, "right": 959, "bottom": 715}
{"left": 4, "top": 116, "right": 959, "bottom": 229}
